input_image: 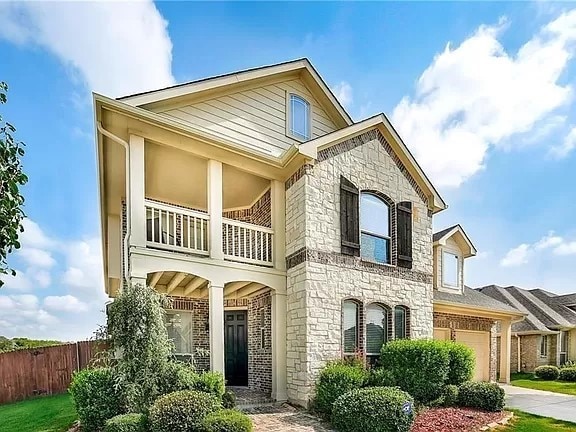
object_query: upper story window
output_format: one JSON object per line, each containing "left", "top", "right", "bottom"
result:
{"left": 442, "top": 251, "right": 459, "bottom": 288}
{"left": 343, "top": 300, "right": 360, "bottom": 357}
{"left": 360, "top": 193, "right": 390, "bottom": 264}
{"left": 288, "top": 94, "right": 311, "bottom": 141}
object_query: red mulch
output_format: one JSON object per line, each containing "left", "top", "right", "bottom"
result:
{"left": 411, "top": 407, "right": 508, "bottom": 432}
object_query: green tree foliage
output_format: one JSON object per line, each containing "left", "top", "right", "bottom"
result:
{"left": 0, "top": 82, "right": 27, "bottom": 286}
{"left": 0, "top": 336, "right": 63, "bottom": 352}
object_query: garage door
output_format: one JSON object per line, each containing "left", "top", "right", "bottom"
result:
{"left": 433, "top": 328, "right": 450, "bottom": 341}
{"left": 455, "top": 330, "right": 490, "bottom": 381}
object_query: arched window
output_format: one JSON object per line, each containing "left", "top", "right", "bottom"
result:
{"left": 394, "top": 306, "right": 410, "bottom": 339}
{"left": 343, "top": 300, "right": 360, "bottom": 356}
{"left": 366, "top": 303, "right": 389, "bottom": 364}
{"left": 288, "top": 94, "right": 310, "bottom": 140}
{"left": 360, "top": 193, "right": 391, "bottom": 264}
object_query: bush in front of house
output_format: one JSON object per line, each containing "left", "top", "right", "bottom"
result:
{"left": 104, "top": 413, "right": 147, "bottom": 432}
{"left": 365, "top": 367, "right": 396, "bottom": 388}
{"left": 69, "top": 367, "right": 123, "bottom": 432}
{"left": 534, "top": 365, "right": 560, "bottom": 380}
{"left": 149, "top": 390, "right": 221, "bottom": 432}
{"left": 194, "top": 371, "right": 226, "bottom": 399}
{"left": 441, "top": 384, "right": 459, "bottom": 407}
{"left": 380, "top": 339, "right": 450, "bottom": 404}
{"left": 314, "top": 361, "right": 368, "bottom": 416}
{"left": 559, "top": 367, "right": 576, "bottom": 382}
{"left": 458, "top": 381, "right": 505, "bottom": 412}
{"left": 561, "top": 360, "right": 576, "bottom": 369}
{"left": 222, "top": 389, "right": 237, "bottom": 409}
{"left": 157, "top": 361, "right": 199, "bottom": 395}
{"left": 331, "top": 387, "right": 415, "bottom": 432}
{"left": 443, "top": 342, "right": 475, "bottom": 386}
{"left": 203, "top": 409, "right": 253, "bottom": 432}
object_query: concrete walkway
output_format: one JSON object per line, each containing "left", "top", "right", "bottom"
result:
{"left": 503, "top": 384, "right": 576, "bottom": 423}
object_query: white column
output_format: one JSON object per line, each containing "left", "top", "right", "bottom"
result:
{"left": 271, "top": 291, "right": 288, "bottom": 401}
{"left": 499, "top": 319, "right": 512, "bottom": 384}
{"left": 207, "top": 160, "right": 224, "bottom": 260}
{"left": 129, "top": 135, "right": 146, "bottom": 248}
{"left": 270, "top": 180, "right": 286, "bottom": 270}
{"left": 209, "top": 283, "right": 225, "bottom": 373}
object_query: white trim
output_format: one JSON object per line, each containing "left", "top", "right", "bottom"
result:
{"left": 285, "top": 91, "right": 312, "bottom": 142}
{"left": 442, "top": 250, "right": 460, "bottom": 289}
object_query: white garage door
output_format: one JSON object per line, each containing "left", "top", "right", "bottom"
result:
{"left": 455, "top": 330, "right": 490, "bottom": 381}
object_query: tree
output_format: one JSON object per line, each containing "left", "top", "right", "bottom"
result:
{"left": 0, "top": 82, "right": 27, "bottom": 286}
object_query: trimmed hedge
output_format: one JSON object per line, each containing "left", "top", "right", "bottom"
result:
{"left": 149, "top": 390, "right": 221, "bottom": 432}
{"left": 444, "top": 342, "right": 475, "bottom": 385}
{"left": 203, "top": 409, "right": 253, "bottom": 432}
{"left": 441, "top": 385, "right": 459, "bottom": 407}
{"left": 332, "top": 387, "right": 415, "bottom": 432}
{"left": 314, "top": 361, "right": 367, "bottom": 415}
{"left": 104, "top": 414, "right": 147, "bottom": 432}
{"left": 559, "top": 367, "right": 576, "bottom": 382}
{"left": 535, "top": 365, "right": 560, "bottom": 380}
{"left": 157, "top": 361, "right": 199, "bottom": 395}
{"left": 69, "top": 367, "right": 123, "bottom": 432}
{"left": 365, "top": 368, "right": 395, "bottom": 388}
{"left": 195, "top": 371, "right": 226, "bottom": 399}
{"left": 222, "top": 389, "right": 237, "bottom": 409}
{"left": 380, "top": 339, "right": 450, "bottom": 404}
{"left": 458, "top": 382, "right": 505, "bottom": 412}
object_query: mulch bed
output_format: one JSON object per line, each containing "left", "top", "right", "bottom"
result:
{"left": 411, "top": 407, "right": 508, "bottom": 432}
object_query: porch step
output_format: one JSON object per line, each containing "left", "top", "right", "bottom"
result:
{"left": 228, "top": 386, "right": 277, "bottom": 410}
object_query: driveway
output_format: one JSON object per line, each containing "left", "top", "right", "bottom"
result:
{"left": 503, "top": 384, "right": 576, "bottom": 423}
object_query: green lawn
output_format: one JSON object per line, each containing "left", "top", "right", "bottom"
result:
{"left": 501, "top": 410, "right": 576, "bottom": 431}
{"left": 511, "top": 372, "right": 576, "bottom": 396}
{"left": 0, "top": 393, "right": 77, "bottom": 432}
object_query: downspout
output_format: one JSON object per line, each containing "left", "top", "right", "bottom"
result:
{"left": 96, "top": 122, "right": 131, "bottom": 285}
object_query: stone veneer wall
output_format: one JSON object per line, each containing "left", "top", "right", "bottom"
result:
{"left": 284, "top": 129, "right": 434, "bottom": 406}
{"left": 433, "top": 312, "right": 498, "bottom": 382}
{"left": 247, "top": 291, "right": 273, "bottom": 393}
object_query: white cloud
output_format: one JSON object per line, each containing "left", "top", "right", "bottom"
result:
{"left": 535, "top": 232, "right": 564, "bottom": 250}
{"left": 44, "top": 295, "right": 88, "bottom": 313}
{"left": 0, "top": 0, "right": 174, "bottom": 97}
{"left": 17, "top": 247, "right": 56, "bottom": 268}
{"left": 500, "top": 230, "right": 576, "bottom": 266}
{"left": 500, "top": 244, "right": 531, "bottom": 267}
{"left": 550, "top": 126, "right": 576, "bottom": 158}
{"left": 393, "top": 10, "right": 576, "bottom": 187}
{"left": 554, "top": 241, "right": 576, "bottom": 256}
{"left": 20, "top": 219, "right": 56, "bottom": 250}
{"left": 332, "top": 81, "right": 353, "bottom": 108}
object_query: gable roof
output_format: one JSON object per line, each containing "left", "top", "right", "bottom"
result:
{"left": 478, "top": 285, "right": 576, "bottom": 333}
{"left": 117, "top": 58, "right": 352, "bottom": 129}
{"left": 434, "top": 286, "right": 523, "bottom": 316}
{"left": 433, "top": 224, "right": 476, "bottom": 257}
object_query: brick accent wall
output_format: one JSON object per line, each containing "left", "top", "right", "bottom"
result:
{"left": 223, "top": 189, "right": 271, "bottom": 228}
{"left": 248, "top": 291, "right": 272, "bottom": 393}
{"left": 499, "top": 334, "right": 556, "bottom": 373}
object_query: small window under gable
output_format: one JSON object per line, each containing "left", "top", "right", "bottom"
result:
{"left": 288, "top": 94, "right": 311, "bottom": 141}
{"left": 442, "top": 251, "right": 459, "bottom": 288}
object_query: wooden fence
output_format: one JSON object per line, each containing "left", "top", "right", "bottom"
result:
{"left": 0, "top": 340, "right": 105, "bottom": 404}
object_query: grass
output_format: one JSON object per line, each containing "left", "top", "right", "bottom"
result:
{"left": 511, "top": 372, "right": 576, "bottom": 396}
{"left": 0, "top": 393, "right": 77, "bottom": 432}
{"left": 500, "top": 410, "right": 576, "bottom": 431}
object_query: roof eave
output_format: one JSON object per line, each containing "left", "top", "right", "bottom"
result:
{"left": 433, "top": 299, "right": 526, "bottom": 321}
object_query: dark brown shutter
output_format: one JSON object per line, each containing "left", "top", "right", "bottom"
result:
{"left": 396, "top": 201, "right": 412, "bottom": 268}
{"left": 340, "top": 176, "right": 360, "bottom": 256}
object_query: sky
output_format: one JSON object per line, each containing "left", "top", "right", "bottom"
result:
{"left": 0, "top": 1, "right": 576, "bottom": 341}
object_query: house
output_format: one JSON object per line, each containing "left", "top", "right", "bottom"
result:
{"left": 93, "top": 58, "right": 523, "bottom": 407}
{"left": 479, "top": 285, "right": 576, "bottom": 373}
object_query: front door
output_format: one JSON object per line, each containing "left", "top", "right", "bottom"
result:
{"left": 224, "top": 311, "right": 248, "bottom": 386}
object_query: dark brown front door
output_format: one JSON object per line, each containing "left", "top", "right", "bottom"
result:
{"left": 224, "top": 311, "right": 248, "bottom": 386}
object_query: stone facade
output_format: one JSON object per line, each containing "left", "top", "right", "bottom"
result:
{"left": 285, "top": 129, "right": 434, "bottom": 406}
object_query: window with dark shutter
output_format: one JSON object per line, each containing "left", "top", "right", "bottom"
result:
{"left": 396, "top": 201, "right": 413, "bottom": 269}
{"left": 340, "top": 176, "right": 360, "bottom": 256}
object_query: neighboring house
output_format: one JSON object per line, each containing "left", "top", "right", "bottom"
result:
{"left": 479, "top": 285, "right": 576, "bottom": 373}
{"left": 431, "top": 225, "right": 524, "bottom": 382}
{"left": 94, "top": 59, "right": 523, "bottom": 407}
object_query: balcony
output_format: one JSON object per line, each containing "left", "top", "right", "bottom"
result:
{"left": 145, "top": 199, "right": 274, "bottom": 267}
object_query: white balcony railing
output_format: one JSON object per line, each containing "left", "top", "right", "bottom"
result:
{"left": 145, "top": 199, "right": 209, "bottom": 255}
{"left": 222, "top": 218, "right": 274, "bottom": 267}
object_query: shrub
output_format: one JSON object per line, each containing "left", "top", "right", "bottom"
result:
{"left": 149, "top": 390, "right": 221, "bottom": 432}
{"left": 534, "top": 365, "right": 560, "bottom": 380}
{"left": 69, "top": 367, "right": 123, "bottom": 432}
{"left": 365, "top": 367, "right": 395, "bottom": 388}
{"left": 458, "top": 382, "right": 505, "bottom": 412}
{"left": 203, "top": 409, "right": 253, "bottom": 432}
{"left": 222, "top": 389, "right": 236, "bottom": 409}
{"left": 104, "top": 414, "right": 147, "bottom": 432}
{"left": 444, "top": 342, "right": 475, "bottom": 385}
{"left": 157, "top": 361, "right": 199, "bottom": 395}
{"left": 332, "top": 387, "right": 415, "bottom": 432}
{"left": 559, "top": 367, "right": 576, "bottom": 382}
{"left": 314, "top": 361, "right": 367, "bottom": 415}
{"left": 441, "top": 384, "right": 459, "bottom": 407}
{"left": 380, "top": 339, "right": 450, "bottom": 404}
{"left": 561, "top": 360, "right": 576, "bottom": 369}
{"left": 194, "top": 371, "right": 226, "bottom": 399}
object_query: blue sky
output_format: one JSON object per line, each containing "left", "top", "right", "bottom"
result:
{"left": 0, "top": 1, "right": 575, "bottom": 340}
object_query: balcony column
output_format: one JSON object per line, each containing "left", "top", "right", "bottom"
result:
{"left": 271, "top": 291, "right": 288, "bottom": 401}
{"left": 499, "top": 318, "right": 512, "bottom": 384}
{"left": 208, "top": 282, "right": 225, "bottom": 373}
{"left": 270, "top": 180, "right": 286, "bottom": 270}
{"left": 129, "top": 135, "right": 146, "bottom": 248}
{"left": 207, "top": 160, "right": 224, "bottom": 260}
